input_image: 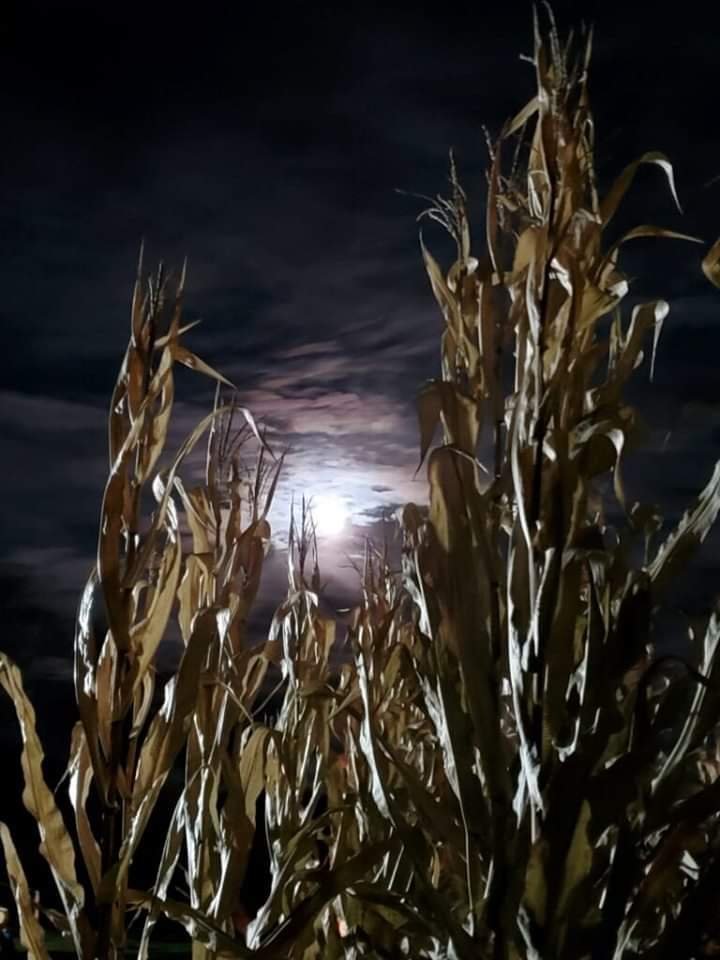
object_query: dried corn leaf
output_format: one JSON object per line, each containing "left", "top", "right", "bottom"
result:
{"left": 600, "top": 151, "right": 681, "bottom": 228}
{"left": 67, "top": 724, "right": 101, "bottom": 894}
{"left": 0, "top": 656, "right": 90, "bottom": 958}
{"left": 128, "top": 529, "right": 183, "bottom": 693}
{"left": 100, "top": 609, "right": 216, "bottom": 899}
{"left": 702, "top": 236, "right": 720, "bottom": 289}
{"left": 169, "top": 341, "right": 235, "bottom": 388}
{"left": 648, "top": 460, "right": 720, "bottom": 590}
{"left": 0, "top": 822, "right": 51, "bottom": 960}
{"left": 138, "top": 793, "right": 187, "bottom": 960}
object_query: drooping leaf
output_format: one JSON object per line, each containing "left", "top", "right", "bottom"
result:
{"left": 600, "top": 152, "right": 682, "bottom": 228}
{"left": 0, "top": 656, "right": 91, "bottom": 959}
{"left": 0, "top": 822, "right": 51, "bottom": 960}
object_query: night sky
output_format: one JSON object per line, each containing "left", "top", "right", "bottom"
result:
{"left": 1, "top": 0, "right": 720, "bottom": 688}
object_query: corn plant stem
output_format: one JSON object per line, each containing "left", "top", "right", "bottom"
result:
{"left": 98, "top": 717, "right": 127, "bottom": 960}
{"left": 99, "top": 382, "right": 150, "bottom": 959}
{"left": 528, "top": 168, "right": 559, "bottom": 788}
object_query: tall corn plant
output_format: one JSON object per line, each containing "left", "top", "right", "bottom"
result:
{"left": 134, "top": 392, "right": 285, "bottom": 960}
{"left": 249, "top": 11, "right": 720, "bottom": 960}
{"left": 0, "top": 255, "right": 281, "bottom": 959}
{"left": 141, "top": 499, "right": 411, "bottom": 959}
{"left": 375, "top": 12, "right": 720, "bottom": 960}
{"left": 238, "top": 512, "right": 401, "bottom": 958}
{"left": 240, "top": 524, "right": 476, "bottom": 959}
{"left": 0, "top": 258, "right": 400, "bottom": 960}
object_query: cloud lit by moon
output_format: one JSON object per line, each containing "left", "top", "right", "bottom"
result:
{"left": 1, "top": 0, "right": 718, "bottom": 630}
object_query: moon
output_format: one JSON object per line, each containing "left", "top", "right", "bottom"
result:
{"left": 313, "top": 494, "right": 348, "bottom": 538}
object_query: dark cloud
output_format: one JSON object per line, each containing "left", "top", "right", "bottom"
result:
{"left": 1, "top": 0, "right": 719, "bottom": 659}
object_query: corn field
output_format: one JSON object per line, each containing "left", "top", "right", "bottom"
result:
{"left": 3, "top": 10, "right": 720, "bottom": 960}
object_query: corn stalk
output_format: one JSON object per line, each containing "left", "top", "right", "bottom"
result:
{"left": 395, "top": 10, "right": 720, "bottom": 959}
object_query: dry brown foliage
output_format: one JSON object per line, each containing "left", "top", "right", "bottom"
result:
{"left": 3, "top": 9, "right": 720, "bottom": 960}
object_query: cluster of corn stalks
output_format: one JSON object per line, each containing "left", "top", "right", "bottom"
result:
{"left": 4, "top": 9, "right": 720, "bottom": 960}
{"left": 0, "top": 253, "right": 284, "bottom": 958}
{"left": 391, "top": 13, "right": 720, "bottom": 958}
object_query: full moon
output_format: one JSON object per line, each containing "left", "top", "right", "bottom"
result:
{"left": 313, "top": 494, "right": 348, "bottom": 538}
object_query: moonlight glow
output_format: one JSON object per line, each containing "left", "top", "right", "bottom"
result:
{"left": 313, "top": 494, "right": 348, "bottom": 538}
